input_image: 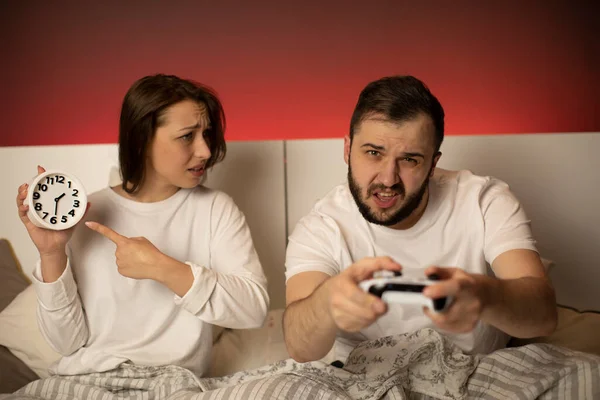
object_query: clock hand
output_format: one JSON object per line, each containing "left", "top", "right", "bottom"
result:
{"left": 54, "top": 193, "right": 66, "bottom": 215}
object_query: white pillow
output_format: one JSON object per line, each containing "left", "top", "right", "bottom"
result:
{"left": 0, "top": 286, "right": 60, "bottom": 378}
{"left": 207, "top": 309, "right": 290, "bottom": 377}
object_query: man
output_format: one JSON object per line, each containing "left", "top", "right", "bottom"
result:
{"left": 283, "top": 75, "right": 557, "bottom": 364}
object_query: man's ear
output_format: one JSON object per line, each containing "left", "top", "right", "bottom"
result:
{"left": 344, "top": 135, "right": 351, "bottom": 165}
{"left": 431, "top": 151, "right": 442, "bottom": 177}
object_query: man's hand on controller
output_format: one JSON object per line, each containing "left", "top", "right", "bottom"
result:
{"left": 325, "top": 256, "right": 402, "bottom": 332}
{"left": 422, "top": 266, "right": 487, "bottom": 333}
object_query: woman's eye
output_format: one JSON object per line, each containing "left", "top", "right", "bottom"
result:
{"left": 180, "top": 132, "right": 193, "bottom": 141}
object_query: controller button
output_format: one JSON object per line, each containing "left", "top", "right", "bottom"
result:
{"left": 369, "top": 286, "right": 384, "bottom": 297}
{"left": 428, "top": 273, "right": 440, "bottom": 281}
{"left": 433, "top": 297, "right": 447, "bottom": 311}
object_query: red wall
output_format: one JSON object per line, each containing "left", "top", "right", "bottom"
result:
{"left": 1, "top": 1, "right": 598, "bottom": 146}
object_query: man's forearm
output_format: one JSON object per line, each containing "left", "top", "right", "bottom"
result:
{"left": 481, "top": 276, "right": 557, "bottom": 338}
{"left": 283, "top": 280, "right": 338, "bottom": 362}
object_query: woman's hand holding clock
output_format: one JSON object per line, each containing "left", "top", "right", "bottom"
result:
{"left": 16, "top": 166, "right": 90, "bottom": 281}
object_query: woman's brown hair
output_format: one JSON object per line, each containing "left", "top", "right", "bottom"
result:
{"left": 118, "top": 74, "right": 226, "bottom": 194}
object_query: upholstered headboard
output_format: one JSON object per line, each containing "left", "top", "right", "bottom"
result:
{"left": 0, "top": 134, "right": 599, "bottom": 311}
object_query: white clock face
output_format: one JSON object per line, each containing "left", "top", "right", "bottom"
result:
{"left": 27, "top": 171, "right": 87, "bottom": 230}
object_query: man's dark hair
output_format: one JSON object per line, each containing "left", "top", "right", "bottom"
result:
{"left": 349, "top": 76, "right": 445, "bottom": 151}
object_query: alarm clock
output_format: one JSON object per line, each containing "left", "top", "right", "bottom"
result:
{"left": 26, "top": 170, "right": 88, "bottom": 230}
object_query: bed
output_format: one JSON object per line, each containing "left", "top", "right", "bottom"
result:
{"left": 1, "top": 238, "right": 599, "bottom": 399}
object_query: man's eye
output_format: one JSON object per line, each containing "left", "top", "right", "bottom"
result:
{"left": 366, "top": 150, "right": 380, "bottom": 156}
{"left": 402, "top": 157, "right": 417, "bottom": 164}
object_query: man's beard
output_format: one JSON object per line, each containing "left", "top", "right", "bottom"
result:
{"left": 348, "top": 163, "right": 431, "bottom": 227}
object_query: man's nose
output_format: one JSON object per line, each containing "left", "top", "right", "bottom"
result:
{"left": 377, "top": 159, "right": 400, "bottom": 187}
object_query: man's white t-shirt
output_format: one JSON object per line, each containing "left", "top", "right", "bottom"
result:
{"left": 285, "top": 168, "right": 537, "bottom": 362}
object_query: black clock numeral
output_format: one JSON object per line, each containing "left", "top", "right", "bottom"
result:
{"left": 56, "top": 176, "right": 65, "bottom": 184}
{"left": 68, "top": 209, "right": 75, "bottom": 217}
{"left": 42, "top": 212, "right": 49, "bottom": 220}
{"left": 50, "top": 217, "right": 57, "bottom": 224}
{"left": 72, "top": 189, "right": 79, "bottom": 197}
{"left": 68, "top": 181, "right": 72, "bottom": 188}
{"left": 33, "top": 192, "right": 40, "bottom": 200}
{"left": 34, "top": 203, "right": 42, "bottom": 211}
{"left": 61, "top": 216, "right": 68, "bottom": 223}
{"left": 73, "top": 200, "right": 80, "bottom": 208}
{"left": 37, "top": 184, "right": 48, "bottom": 192}
{"left": 46, "top": 177, "right": 55, "bottom": 185}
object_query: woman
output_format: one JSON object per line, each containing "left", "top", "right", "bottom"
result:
{"left": 15, "top": 74, "right": 269, "bottom": 378}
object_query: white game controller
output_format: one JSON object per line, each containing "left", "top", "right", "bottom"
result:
{"left": 359, "top": 269, "right": 453, "bottom": 313}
